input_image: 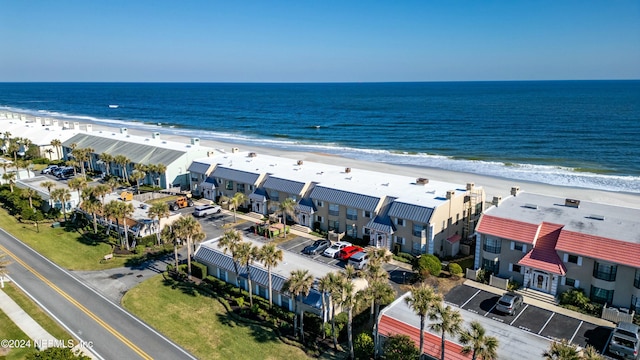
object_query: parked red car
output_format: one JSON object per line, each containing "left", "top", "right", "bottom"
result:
{"left": 337, "top": 245, "right": 363, "bottom": 261}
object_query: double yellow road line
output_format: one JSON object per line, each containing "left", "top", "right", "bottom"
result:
{"left": 0, "top": 244, "right": 152, "bottom": 360}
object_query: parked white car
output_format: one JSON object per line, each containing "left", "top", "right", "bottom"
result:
{"left": 348, "top": 251, "right": 369, "bottom": 269}
{"left": 322, "top": 241, "right": 352, "bottom": 258}
{"left": 193, "top": 204, "right": 222, "bottom": 217}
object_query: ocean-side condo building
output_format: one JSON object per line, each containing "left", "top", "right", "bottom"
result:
{"left": 62, "top": 128, "right": 215, "bottom": 190}
{"left": 474, "top": 189, "right": 640, "bottom": 312}
{"left": 191, "top": 151, "right": 485, "bottom": 257}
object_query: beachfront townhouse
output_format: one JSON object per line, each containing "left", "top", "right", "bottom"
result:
{"left": 187, "top": 157, "right": 219, "bottom": 197}
{"left": 61, "top": 128, "right": 215, "bottom": 190}
{"left": 191, "top": 151, "right": 484, "bottom": 257}
{"left": 474, "top": 190, "right": 640, "bottom": 311}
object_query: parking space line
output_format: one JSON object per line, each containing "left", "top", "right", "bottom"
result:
{"left": 538, "top": 312, "right": 555, "bottom": 335}
{"left": 460, "top": 289, "right": 481, "bottom": 309}
{"left": 569, "top": 320, "right": 583, "bottom": 343}
{"left": 284, "top": 243, "right": 302, "bottom": 251}
{"left": 510, "top": 304, "right": 529, "bottom": 326}
{"left": 484, "top": 302, "right": 497, "bottom": 317}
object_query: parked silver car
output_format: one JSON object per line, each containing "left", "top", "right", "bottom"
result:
{"left": 495, "top": 292, "right": 523, "bottom": 315}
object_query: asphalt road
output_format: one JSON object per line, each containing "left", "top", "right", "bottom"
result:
{"left": 0, "top": 229, "right": 196, "bottom": 360}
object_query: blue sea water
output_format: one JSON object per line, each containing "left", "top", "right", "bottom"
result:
{"left": 1, "top": 81, "right": 639, "bottom": 193}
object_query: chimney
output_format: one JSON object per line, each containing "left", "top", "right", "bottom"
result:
{"left": 565, "top": 198, "right": 580, "bottom": 208}
{"left": 466, "top": 182, "right": 475, "bottom": 190}
{"left": 44, "top": 118, "right": 51, "bottom": 126}
{"left": 20, "top": 115, "right": 26, "bottom": 121}
{"left": 416, "top": 177, "right": 429, "bottom": 185}
{"left": 231, "top": 147, "right": 239, "bottom": 153}
{"left": 511, "top": 186, "right": 520, "bottom": 196}
{"left": 73, "top": 121, "right": 80, "bottom": 129}
{"left": 345, "top": 167, "right": 351, "bottom": 173}
{"left": 120, "top": 128, "right": 128, "bottom": 135}
{"left": 36, "top": 117, "right": 42, "bottom": 124}
{"left": 492, "top": 196, "right": 502, "bottom": 206}
{"left": 85, "top": 124, "right": 93, "bottom": 132}
{"left": 190, "top": 138, "right": 200, "bottom": 146}
{"left": 52, "top": 119, "right": 59, "bottom": 127}
{"left": 446, "top": 190, "right": 456, "bottom": 199}
{"left": 152, "top": 132, "right": 160, "bottom": 139}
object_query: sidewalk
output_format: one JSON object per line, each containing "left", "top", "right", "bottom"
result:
{"left": 0, "top": 280, "right": 95, "bottom": 358}
{"left": 463, "top": 279, "right": 615, "bottom": 327}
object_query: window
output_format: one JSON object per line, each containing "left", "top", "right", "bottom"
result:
{"left": 329, "top": 220, "right": 339, "bottom": 232}
{"left": 329, "top": 204, "right": 339, "bottom": 216}
{"left": 565, "top": 278, "right": 577, "bottom": 287}
{"left": 237, "top": 183, "right": 245, "bottom": 193}
{"left": 593, "top": 262, "right": 617, "bottom": 282}
{"left": 363, "top": 210, "right": 371, "bottom": 218}
{"left": 316, "top": 200, "right": 324, "bottom": 207}
{"left": 225, "top": 180, "right": 234, "bottom": 191}
{"left": 249, "top": 185, "right": 254, "bottom": 191}
{"left": 634, "top": 269, "right": 640, "bottom": 289}
{"left": 270, "top": 190, "right": 279, "bottom": 202}
{"left": 316, "top": 215, "right": 324, "bottom": 224}
{"left": 482, "top": 258, "right": 500, "bottom": 274}
{"left": 395, "top": 236, "right": 405, "bottom": 245}
{"left": 456, "top": 213, "right": 460, "bottom": 225}
{"left": 509, "top": 264, "right": 522, "bottom": 273}
{"left": 590, "top": 285, "right": 614, "bottom": 304}
{"left": 413, "top": 224, "right": 426, "bottom": 237}
{"left": 363, "top": 227, "right": 371, "bottom": 235}
{"left": 348, "top": 224, "right": 357, "bottom": 237}
{"left": 346, "top": 208, "right": 358, "bottom": 220}
{"left": 396, "top": 218, "right": 405, "bottom": 226}
{"left": 483, "top": 238, "right": 501, "bottom": 254}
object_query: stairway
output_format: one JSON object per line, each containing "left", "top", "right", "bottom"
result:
{"left": 517, "top": 288, "right": 559, "bottom": 306}
{"left": 290, "top": 224, "right": 311, "bottom": 234}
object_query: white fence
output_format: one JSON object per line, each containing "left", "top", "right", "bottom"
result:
{"left": 601, "top": 304, "right": 635, "bottom": 323}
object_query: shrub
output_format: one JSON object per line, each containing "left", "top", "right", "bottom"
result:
{"left": 413, "top": 254, "right": 441, "bottom": 278}
{"left": 383, "top": 334, "right": 420, "bottom": 360}
{"left": 559, "top": 289, "right": 590, "bottom": 308}
{"left": 138, "top": 234, "right": 157, "bottom": 247}
{"left": 190, "top": 261, "right": 208, "bottom": 279}
{"left": 354, "top": 332, "right": 374, "bottom": 359}
{"left": 507, "top": 280, "right": 521, "bottom": 291}
{"left": 235, "top": 296, "right": 245, "bottom": 308}
{"left": 325, "top": 312, "right": 348, "bottom": 340}
{"left": 448, "top": 263, "right": 463, "bottom": 277}
{"left": 133, "top": 244, "right": 146, "bottom": 255}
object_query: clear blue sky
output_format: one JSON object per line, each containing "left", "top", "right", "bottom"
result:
{"left": 2, "top": 1, "right": 639, "bottom": 82}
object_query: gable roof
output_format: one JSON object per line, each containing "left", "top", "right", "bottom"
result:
{"left": 309, "top": 185, "right": 380, "bottom": 211}
{"left": 517, "top": 223, "right": 566, "bottom": 275}
{"left": 262, "top": 176, "right": 306, "bottom": 195}
{"left": 476, "top": 215, "right": 539, "bottom": 244}
{"left": 188, "top": 161, "right": 215, "bottom": 175}
{"left": 387, "top": 201, "right": 434, "bottom": 224}
{"left": 211, "top": 167, "right": 261, "bottom": 184}
{"left": 556, "top": 230, "right": 640, "bottom": 268}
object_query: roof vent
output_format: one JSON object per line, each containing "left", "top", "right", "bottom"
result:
{"left": 416, "top": 177, "right": 429, "bottom": 185}
{"left": 120, "top": 127, "right": 128, "bottom": 135}
{"left": 492, "top": 196, "right": 502, "bottom": 206}
{"left": 524, "top": 203, "right": 538, "bottom": 210}
{"left": 446, "top": 190, "right": 456, "bottom": 199}
{"left": 249, "top": 152, "right": 257, "bottom": 158}
{"left": 231, "top": 147, "right": 239, "bottom": 153}
{"left": 466, "top": 182, "right": 475, "bottom": 190}
{"left": 565, "top": 198, "right": 580, "bottom": 208}
{"left": 152, "top": 132, "right": 160, "bottom": 139}
{"left": 297, "top": 160, "right": 304, "bottom": 165}
{"left": 345, "top": 167, "right": 351, "bottom": 173}
{"left": 511, "top": 186, "right": 520, "bottom": 196}
{"left": 588, "top": 214, "right": 605, "bottom": 221}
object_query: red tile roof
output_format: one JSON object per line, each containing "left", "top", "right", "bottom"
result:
{"left": 378, "top": 315, "right": 472, "bottom": 360}
{"left": 476, "top": 215, "right": 539, "bottom": 244}
{"left": 446, "top": 234, "right": 461, "bottom": 244}
{"left": 517, "top": 222, "right": 567, "bottom": 275}
{"left": 556, "top": 230, "right": 640, "bottom": 268}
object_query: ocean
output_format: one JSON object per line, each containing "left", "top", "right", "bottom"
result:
{"left": 1, "top": 81, "right": 639, "bottom": 193}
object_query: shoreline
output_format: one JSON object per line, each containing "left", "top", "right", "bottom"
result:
{"left": 6, "top": 111, "right": 640, "bottom": 207}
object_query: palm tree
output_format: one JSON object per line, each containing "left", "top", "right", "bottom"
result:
{"left": 114, "top": 154, "right": 130, "bottom": 183}
{"left": 430, "top": 303, "right": 463, "bottom": 360}
{"left": 218, "top": 229, "right": 242, "bottom": 287}
{"left": 334, "top": 272, "right": 358, "bottom": 359}
{"left": 104, "top": 200, "right": 124, "bottom": 246}
{"left": 229, "top": 192, "right": 247, "bottom": 223}
{"left": 173, "top": 216, "right": 206, "bottom": 279}
{"left": 2, "top": 172, "right": 16, "bottom": 192}
{"left": 92, "top": 184, "right": 111, "bottom": 205}
{"left": 369, "top": 280, "right": 395, "bottom": 358}
{"left": 542, "top": 339, "right": 581, "bottom": 360}
{"left": 22, "top": 188, "right": 38, "bottom": 209}
{"left": 0, "top": 250, "right": 11, "bottom": 288}
{"left": 40, "top": 180, "right": 56, "bottom": 208}
{"left": 147, "top": 202, "right": 170, "bottom": 246}
{"left": 51, "top": 188, "right": 71, "bottom": 222}
{"left": 235, "top": 242, "right": 258, "bottom": 307}
{"left": 83, "top": 196, "right": 102, "bottom": 234}
{"left": 67, "top": 177, "right": 88, "bottom": 204}
{"left": 106, "top": 177, "right": 120, "bottom": 193}
{"left": 284, "top": 269, "right": 314, "bottom": 342}
{"left": 50, "top": 139, "right": 62, "bottom": 160}
{"left": 277, "top": 197, "right": 297, "bottom": 237}
{"left": 130, "top": 170, "right": 145, "bottom": 194}
{"left": 405, "top": 283, "right": 442, "bottom": 359}
{"left": 459, "top": 321, "right": 499, "bottom": 360}
{"left": 44, "top": 148, "right": 54, "bottom": 160}
{"left": 317, "top": 273, "right": 333, "bottom": 336}
{"left": 581, "top": 345, "right": 604, "bottom": 360}
{"left": 99, "top": 153, "right": 113, "bottom": 177}
{"left": 256, "top": 243, "right": 283, "bottom": 308}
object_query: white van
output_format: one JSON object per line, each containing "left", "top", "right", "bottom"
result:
{"left": 348, "top": 251, "right": 369, "bottom": 270}
{"left": 193, "top": 204, "right": 222, "bottom": 217}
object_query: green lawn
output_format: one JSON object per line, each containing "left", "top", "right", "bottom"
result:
{"left": 122, "top": 275, "right": 312, "bottom": 360}
{"left": 0, "top": 307, "right": 35, "bottom": 360}
{"left": 0, "top": 208, "right": 128, "bottom": 270}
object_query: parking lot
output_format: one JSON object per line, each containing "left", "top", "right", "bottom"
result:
{"left": 444, "top": 285, "right": 614, "bottom": 354}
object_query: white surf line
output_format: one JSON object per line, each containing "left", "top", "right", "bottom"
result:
{"left": 510, "top": 304, "right": 529, "bottom": 326}
{"left": 459, "top": 289, "right": 481, "bottom": 309}
{"left": 569, "top": 320, "right": 584, "bottom": 343}
{"left": 538, "top": 312, "right": 555, "bottom": 335}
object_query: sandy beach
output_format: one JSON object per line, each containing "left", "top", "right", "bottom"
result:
{"left": 78, "top": 120, "right": 640, "bottom": 208}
